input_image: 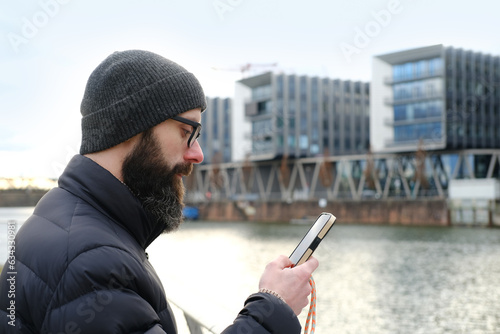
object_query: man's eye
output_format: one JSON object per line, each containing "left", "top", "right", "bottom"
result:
{"left": 183, "top": 129, "right": 192, "bottom": 136}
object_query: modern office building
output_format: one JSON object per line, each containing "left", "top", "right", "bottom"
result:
{"left": 371, "top": 44, "right": 500, "bottom": 153}
{"left": 199, "top": 97, "right": 232, "bottom": 164}
{"left": 188, "top": 47, "right": 500, "bottom": 209}
{"left": 235, "top": 72, "right": 370, "bottom": 161}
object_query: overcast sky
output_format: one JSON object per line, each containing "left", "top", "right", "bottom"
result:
{"left": 1, "top": 0, "right": 499, "bottom": 179}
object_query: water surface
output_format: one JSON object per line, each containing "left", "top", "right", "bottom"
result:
{"left": 1, "top": 208, "right": 499, "bottom": 333}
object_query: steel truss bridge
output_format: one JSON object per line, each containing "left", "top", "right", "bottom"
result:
{"left": 184, "top": 150, "right": 500, "bottom": 203}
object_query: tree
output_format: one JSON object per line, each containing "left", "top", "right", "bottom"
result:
{"left": 319, "top": 148, "right": 334, "bottom": 188}
{"left": 210, "top": 151, "right": 224, "bottom": 189}
{"left": 414, "top": 139, "right": 429, "bottom": 189}
{"left": 279, "top": 154, "right": 291, "bottom": 189}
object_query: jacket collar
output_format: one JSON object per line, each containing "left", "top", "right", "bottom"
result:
{"left": 58, "top": 154, "right": 165, "bottom": 249}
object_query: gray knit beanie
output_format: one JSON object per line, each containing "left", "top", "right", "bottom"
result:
{"left": 80, "top": 50, "right": 207, "bottom": 154}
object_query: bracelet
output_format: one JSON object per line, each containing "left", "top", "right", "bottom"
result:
{"left": 259, "top": 288, "right": 286, "bottom": 304}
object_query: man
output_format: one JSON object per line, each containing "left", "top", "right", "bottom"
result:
{"left": 0, "top": 50, "right": 318, "bottom": 333}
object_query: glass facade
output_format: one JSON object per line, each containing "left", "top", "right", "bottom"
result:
{"left": 394, "top": 101, "right": 443, "bottom": 121}
{"left": 242, "top": 73, "right": 369, "bottom": 159}
{"left": 248, "top": 80, "right": 274, "bottom": 155}
{"left": 392, "top": 58, "right": 444, "bottom": 144}
{"left": 252, "top": 84, "right": 271, "bottom": 100}
{"left": 394, "top": 123, "right": 442, "bottom": 142}
{"left": 379, "top": 46, "right": 500, "bottom": 151}
{"left": 200, "top": 97, "right": 232, "bottom": 164}
{"left": 393, "top": 58, "right": 443, "bottom": 82}
{"left": 252, "top": 119, "right": 273, "bottom": 136}
{"left": 393, "top": 78, "right": 442, "bottom": 101}
{"left": 299, "top": 77, "right": 308, "bottom": 154}
{"left": 444, "top": 47, "right": 500, "bottom": 149}
{"left": 222, "top": 99, "right": 231, "bottom": 162}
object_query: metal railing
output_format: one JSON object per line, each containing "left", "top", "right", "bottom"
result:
{"left": 168, "top": 298, "right": 221, "bottom": 334}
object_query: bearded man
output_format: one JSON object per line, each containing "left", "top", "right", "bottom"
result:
{"left": 0, "top": 50, "right": 318, "bottom": 334}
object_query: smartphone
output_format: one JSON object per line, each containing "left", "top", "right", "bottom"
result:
{"left": 289, "top": 212, "right": 336, "bottom": 266}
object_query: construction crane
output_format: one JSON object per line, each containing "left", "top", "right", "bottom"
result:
{"left": 211, "top": 62, "right": 278, "bottom": 78}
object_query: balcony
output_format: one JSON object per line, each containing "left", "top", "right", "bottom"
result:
{"left": 384, "top": 116, "right": 443, "bottom": 127}
{"left": 245, "top": 100, "right": 273, "bottom": 117}
{"left": 384, "top": 91, "right": 444, "bottom": 105}
{"left": 384, "top": 68, "right": 444, "bottom": 85}
{"left": 245, "top": 101, "right": 258, "bottom": 116}
{"left": 384, "top": 137, "right": 445, "bottom": 150}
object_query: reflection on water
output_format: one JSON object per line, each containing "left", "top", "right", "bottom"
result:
{"left": 1, "top": 207, "right": 499, "bottom": 333}
{"left": 148, "top": 221, "right": 500, "bottom": 334}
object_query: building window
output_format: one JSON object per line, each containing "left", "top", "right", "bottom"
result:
{"left": 429, "top": 58, "right": 442, "bottom": 75}
{"left": 277, "top": 75, "right": 284, "bottom": 93}
{"left": 393, "top": 57, "right": 443, "bottom": 82}
{"left": 393, "top": 101, "right": 443, "bottom": 122}
{"left": 393, "top": 78, "right": 442, "bottom": 101}
{"left": 415, "top": 60, "right": 426, "bottom": 78}
{"left": 403, "top": 63, "right": 413, "bottom": 80}
{"left": 394, "top": 122, "right": 442, "bottom": 142}
{"left": 289, "top": 76, "right": 296, "bottom": 98}
{"left": 300, "top": 114, "right": 307, "bottom": 131}
{"left": 311, "top": 144, "right": 319, "bottom": 155}
{"left": 257, "top": 100, "right": 273, "bottom": 115}
{"left": 334, "top": 138, "right": 340, "bottom": 151}
{"left": 277, "top": 135, "right": 284, "bottom": 147}
{"left": 394, "top": 105, "right": 406, "bottom": 121}
{"left": 300, "top": 77, "right": 308, "bottom": 98}
{"left": 300, "top": 135, "right": 308, "bottom": 149}
{"left": 252, "top": 84, "right": 271, "bottom": 101}
{"left": 252, "top": 118, "right": 273, "bottom": 136}
{"left": 345, "top": 138, "right": 351, "bottom": 150}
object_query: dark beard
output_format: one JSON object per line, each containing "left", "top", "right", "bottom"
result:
{"left": 122, "top": 128, "right": 193, "bottom": 233}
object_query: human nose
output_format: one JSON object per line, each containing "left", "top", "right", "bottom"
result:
{"left": 184, "top": 139, "right": 204, "bottom": 163}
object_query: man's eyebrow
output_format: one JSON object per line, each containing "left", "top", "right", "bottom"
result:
{"left": 183, "top": 117, "right": 201, "bottom": 124}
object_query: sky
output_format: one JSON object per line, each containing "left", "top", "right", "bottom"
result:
{"left": 1, "top": 0, "right": 500, "bottom": 179}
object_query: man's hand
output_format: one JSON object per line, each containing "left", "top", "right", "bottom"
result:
{"left": 258, "top": 255, "right": 319, "bottom": 315}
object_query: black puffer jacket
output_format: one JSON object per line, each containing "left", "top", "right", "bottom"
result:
{"left": 0, "top": 155, "right": 300, "bottom": 333}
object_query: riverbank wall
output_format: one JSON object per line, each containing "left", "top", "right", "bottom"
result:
{"left": 0, "top": 189, "right": 48, "bottom": 207}
{"left": 2, "top": 189, "right": 497, "bottom": 226}
{"left": 197, "top": 199, "right": 451, "bottom": 226}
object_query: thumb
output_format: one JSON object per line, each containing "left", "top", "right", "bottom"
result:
{"left": 297, "top": 256, "right": 319, "bottom": 274}
{"left": 274, "top": 255, "right": 294, "bottom": 269}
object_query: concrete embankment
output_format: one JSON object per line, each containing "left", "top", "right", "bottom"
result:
{"left": 2, "top": 189, "right": 497, "bottom": 227}
{"left": 0, "top": 189, "right": 48, "bottom": 207}
{"left": 197, "top": 199, "right": 451, "bottom": 226}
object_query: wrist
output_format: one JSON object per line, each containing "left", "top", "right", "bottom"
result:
{"left": 258, "top": 288, "right": 286, "bottom": 304}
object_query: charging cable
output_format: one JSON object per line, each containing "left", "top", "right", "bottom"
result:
{"left": 304, "top": 276, "right": 316, "bottom": 334}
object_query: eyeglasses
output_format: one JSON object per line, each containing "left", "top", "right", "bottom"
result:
{"left": 172, "top": 116, "right": 202, "bottom": 148}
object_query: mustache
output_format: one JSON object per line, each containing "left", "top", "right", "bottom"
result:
{"left": 172, "top": 162, "right": 193, "bottom": 177}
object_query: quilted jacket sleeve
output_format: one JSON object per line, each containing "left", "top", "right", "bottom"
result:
{"left": 222, "top": 293, "right": 301, "bottom": 334}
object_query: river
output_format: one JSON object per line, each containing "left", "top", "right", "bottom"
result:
{"left": 1, "top": 207, "right": 499, "bottom": 333}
